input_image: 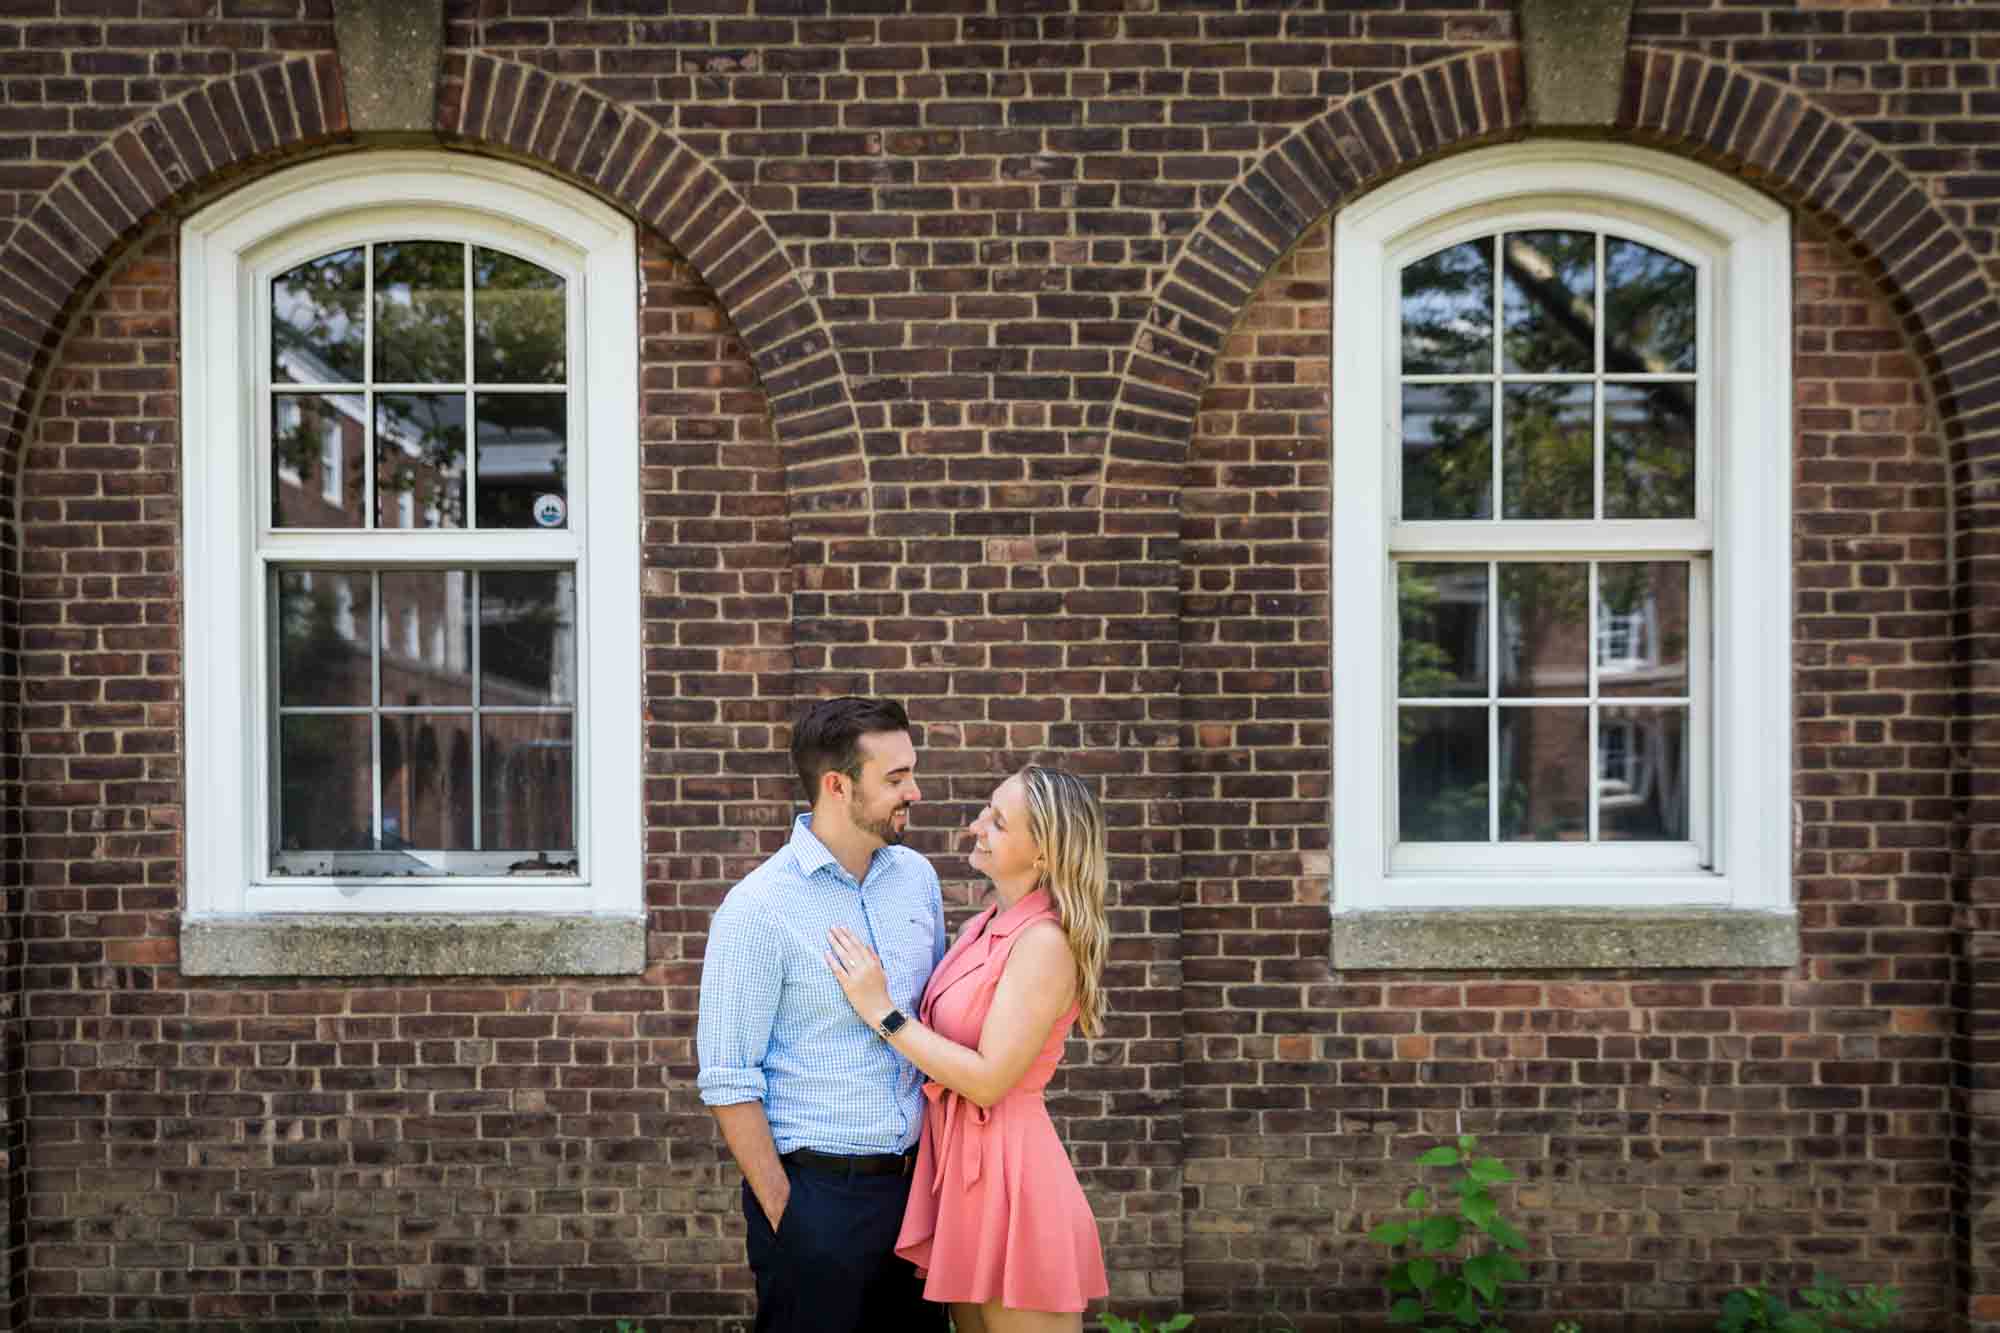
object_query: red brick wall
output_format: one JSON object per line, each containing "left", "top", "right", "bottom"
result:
{"left": 0, "top": 6, "right": 1994, "bottom": 1332}
{"left": 13, "top": 230, "right": 788, "bottom": 1329}
{"left": 1177, "top": 222, "right": 1955, "bottom": 1331}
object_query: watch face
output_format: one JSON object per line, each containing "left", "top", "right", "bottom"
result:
{"left": 880, "top": 1009, "right": 907, "bottom": 1035}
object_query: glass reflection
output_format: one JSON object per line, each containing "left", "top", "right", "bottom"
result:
{"left": 1499, "top": 706, "right": 1588, "bottom": 841}
{"left": 1502, "top": 231, "right": 1595, "bottom": 374}
{"left": 1597, "top": 562, "right": 1690, "bottom": 698}
{"left": 272, "top": 248, "right": 364, "bottom": 384}
{"left": 1503, "top": 382, "right": 1593, "bottom": 520}
{"left": 379, "top": 571, "right": 473, "bottom": 707}
{"left": 1598, "top": 705, "right": 1689, "bottom": 840}
{"left": 1398, "top": 562, "right": 1488, "bottom": 698}
{"left": 1606, "top": 239, "right": 1695, "bottom": 373}
{"left": 271, "top": 393, "right": 367, "bottom": 529}
{"left": 276, "top": 569, "right": 372, "bottom": 707}
{"left": 376, "top": 393, "right": 467, "bottom": 529}
{"left": 374, "top": 241, "right": 466, "bottom": 384}
{"left": 277, "top": 714, "right": 373, "bottom": 852}
{"left": 1401, "top": 383, "right": 1492, "bottom": 520}
{"left": 480, "top": 570, "right": 576, "bottom": 706}
{"left": 474, "top": 248, "right": 566, "bottom": 384}
{"left": 1399, "top": 707, "right": 1488, "bottom": 842}
{"left": 481, "top": 714, "right": 575, "bottom": 853}
{"left": 1401, "top": 239, "right": 1493, "bottom": 375}
{"left": 1499, "top": 562, "right": 1587, "bottom": 699}
{"left": 475, "top": 392, "right": 568, "bottom": 529}
{"left": 380, "top": 714, "right": 475, "bottom": 851}
{"left": 1604, "top": 382, "right": 1696, "bottom": 518}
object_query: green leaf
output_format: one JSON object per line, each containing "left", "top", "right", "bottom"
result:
{"left": 1416, "top": 1215, "right": 1463, "bottom": 1252}
{"left": 1458, "top": 1134, "right": 1478, "bottom": 1152}
{"left": 1486, "top": 1218, "right": 1529, "bottom": 1252}
{"left": 1388, "top": 1297, "right": 1426, "bottom": 1325}
{"left": 1462, "top": 1253, "right": 1500, "bottom": 1303}
{"left": 1496, "top": 1254, "right": 1527, "bottom": 1282}
{"left": 1405, "top": 1187, "right": 1430, "bottom": 1209}
{"left": 1408, "top": 1258, "right": 1439, "bottom": 1291}
{"left": 1460, "top": 1194, "right": 1498, "bottom": 1229}
{"left": 1466, "top": 1157, "right": 1513, "bottom": 1184}
{"left": 1162, "top": 1318, "right": 1196, "bottom": 1333}
{"left": 1371, "top": 1221, "right": 1411, "bottom": 1247}
{"left": 1433, "top": 1276, "right": 1466, "bottom": 1313}
{"left": 1099, "top": 1319, "right": 1134, "bottom": 1333}
{"left": 1418, "top": 1146, "right": 1461, "bottom": 1168}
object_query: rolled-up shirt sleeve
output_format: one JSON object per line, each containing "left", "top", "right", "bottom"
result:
{"left": 696, "top": 890, "right": 780, "bottom": 1107}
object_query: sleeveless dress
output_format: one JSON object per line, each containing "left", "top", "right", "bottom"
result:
{"left": 894, "top": 888, "right": 1109, "bottom": 1312}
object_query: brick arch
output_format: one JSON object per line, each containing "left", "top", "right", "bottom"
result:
{"left": 1108, "top": 46, "right": 1999, "bottom": 494}
{"left": 0, "top": 52, "right": 868, "bottom": 519}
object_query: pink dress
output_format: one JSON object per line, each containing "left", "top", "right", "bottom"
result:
{"left": 894, "top": 889, "right": 1109, "bottom": 1312}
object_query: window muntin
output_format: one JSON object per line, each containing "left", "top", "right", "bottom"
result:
{"left": 1390, "top": 222, "right": 1710, "bottom": 873}
{"left": 261, "top": 237, "right": 581, "bottom": 882}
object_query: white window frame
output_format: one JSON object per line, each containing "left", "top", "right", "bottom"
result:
{"left": 1331, "top": 143, "right": 1791, "bottom": 915}
{"left": 182, "top": 153, "right": 641, "bottom": 917}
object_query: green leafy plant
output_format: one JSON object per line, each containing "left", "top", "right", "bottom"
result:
{"left": 1100, "top": 1315, "right": 1194, "bottom": 1333}
{"left": 1715, "top": 1274, "right": 1899, "bottom": 1332}
{"left": 1369, "top": 1135, "right": 1530, "bottom": 1332}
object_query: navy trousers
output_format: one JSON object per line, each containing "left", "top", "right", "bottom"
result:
{"left": 741, "top": 1158, "right": 947, "bottom": 1333}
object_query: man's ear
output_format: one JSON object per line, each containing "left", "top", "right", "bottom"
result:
{"left": 820, "top": 768, "right": 847, "bottom": 803}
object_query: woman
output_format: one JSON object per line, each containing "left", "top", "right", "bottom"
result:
{"left": 824, "top": 764, "right": 1110, "bottom": 1332}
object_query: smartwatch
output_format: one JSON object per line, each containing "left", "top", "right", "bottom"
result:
{"left": 876, "top": 1008, "right": 908, "bottom": 1039}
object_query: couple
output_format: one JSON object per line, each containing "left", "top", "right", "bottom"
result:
{"left": 696, "top": 696, "right": 1111, "bottom": 1333}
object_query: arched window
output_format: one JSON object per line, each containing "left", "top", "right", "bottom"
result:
{"left": 1330, "top": 145, "right": 1793, "bottom": 966}
{"left": 180, "top": 154, "right": 641, "bottom": 963}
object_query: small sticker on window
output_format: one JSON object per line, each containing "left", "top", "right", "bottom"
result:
{"left": 532, "top": 494, "right": 567, "bottom": 527}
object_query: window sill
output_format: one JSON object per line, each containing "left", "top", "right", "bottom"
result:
{"left": 1331, "top": 907, "right": 1798, "bottom": 971}
{"left": 180, "top": 912, "right": 647, "bottom": 977}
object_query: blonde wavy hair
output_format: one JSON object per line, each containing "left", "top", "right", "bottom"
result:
{"left": 1017, "top": 765, "right": 1109, "bottom": 1037}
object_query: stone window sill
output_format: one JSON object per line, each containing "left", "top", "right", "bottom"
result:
{"left": 1331, "top": 908, "right": 1798, "bottom": 971}
{"left": 180, "top": 913, "right": 647, "bottom": 977}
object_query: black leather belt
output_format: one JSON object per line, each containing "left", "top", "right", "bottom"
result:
{"left": 781, "top": 1147, "right": 918, "bottom": 1178}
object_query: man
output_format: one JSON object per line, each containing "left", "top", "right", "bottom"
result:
{"left": 697, "top": 696, "right": 949, "bottom": 1333}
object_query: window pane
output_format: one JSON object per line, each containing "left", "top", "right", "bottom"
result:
{"left": 376, "top": 393, "right": 467, "bottom": 529}
{"left": 374, "top": 241, "right": 465, "bottom": 384}
{"left": 481, "top": 570, "right": 576, "bottom": 705}
{"left": 482, "top": 714, "right": 575, "bottom": 854}
{"left": 1598, "top": 705, "right": 1689, "bottom": 841}
{"left": 474, "top": 248, "right": 566, "bottom": 384}
{"left": 1398, "top": 562, "right": 1487, "bottom": 698}
{"left": 379, "top": 572, "right": 472, "bottom": 706}
{"left": 381, "top": 714, "right": 475, "bottom": 851}
{"left": 1499, "top": 706, "right": 1588, "bottom": 841}
{"left": 277, "top": 714, "right": 373, "bottom": 852}
{"left": 272, "top": 248, "right": 364, "bottom": 384}
{"left": 1499, "top": 562, "right": 1587, "bottom": 698}
{"left": 1606, "top": 239, "right": 1695, "bottom": 373}
{"left": 1400, "top": 239, "right": 1492, "bottom": 375}
{"left": 271, "top": 393, "right": 366, "bottom": 529}
{"left": 1400, "top": 383, "right": 1491, "bottom": 520}
{"left": 1604, "top": 382, "right": 1696, "bottom": 518}
{"left": 275, "top": 570, "right": 371, "bottom": 707}
{"left": 1502, "top": 230, "right": 1595, "bottom": 374}
{"left": 1502, "top": 382, "right": 1593, "bottom": 519}
{"left": 1598, "top": 562, "right": 1690, "bottom": 698}
{"left": 475, "top": 392, "right": 568, "bottom": 529}
{"left": 1398, "top": 707, "right": 1488, "bottom": 842}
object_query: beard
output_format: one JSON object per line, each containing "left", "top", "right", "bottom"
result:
{"left": 854, "top": 799, "right": 910, "bottom": 846}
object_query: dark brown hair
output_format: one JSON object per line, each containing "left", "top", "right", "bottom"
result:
{"left": 789, "top": 696, "right": 912, "bottom": 804}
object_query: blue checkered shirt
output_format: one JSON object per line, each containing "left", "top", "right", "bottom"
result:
{"left": 697, "top": 814, "right": 947, "bottom": 1155}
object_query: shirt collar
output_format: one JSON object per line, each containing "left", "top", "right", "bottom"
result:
{"left": 986, "top": 887, "right": 1054, "bottom": 938}
{"left": 788, "top": 812, "right": 876, "bottom": 887}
